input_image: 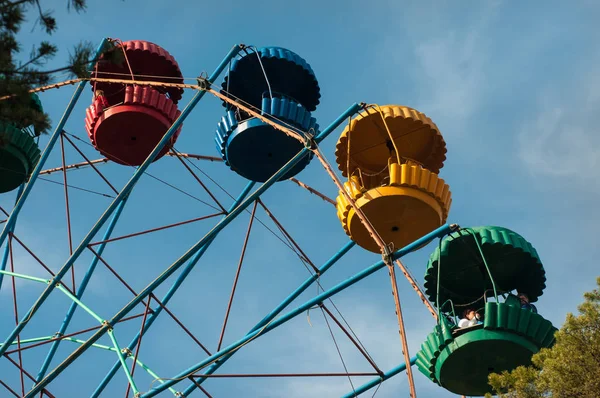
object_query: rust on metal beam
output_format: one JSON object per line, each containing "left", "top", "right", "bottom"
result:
{"left": 289, "top": 178, "right": 336, "bottom": 206}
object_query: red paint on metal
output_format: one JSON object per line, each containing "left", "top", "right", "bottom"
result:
{"left": 88, "top": 213, "right": 222, "bottom": 246}
{"left": 258, "top": 200, "right": 320, "bottom": 274}
{"left": 93, "top": 40, "right": 184, "bottom": 103}
{"left": 125, "top": 298, "right": 152, "bottom": 398}
{"left": 217, "top": 201, "right": 258, "bottom": 351}
{"left": 0, "top": 379, "right": 20, "bottom": 397}
{"left": 4, "top": 314, "right": 146, "bottom": 355}
{"left": 8, "top": 235, "right": 25, "bottom": 396}
{"left": 85, "top": 85, "right": 182, "bottom": 166}
{"left": 321, "top": 305, "right": 383, "bottom": 376}
{"left": 4, "top": 354, "right": 55, "bottom": 398}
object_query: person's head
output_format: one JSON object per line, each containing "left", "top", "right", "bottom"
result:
{"left": 95, "top": 90, "right": 105, "bottom": 97}
{"left": 518, "top": 293, "right": 530, "bottom": 304}
{"left": 463, "top": 309, "right": 476, "bottom": 320}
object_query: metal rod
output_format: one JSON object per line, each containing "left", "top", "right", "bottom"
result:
{"left": 126, "top": 356, "right": 180, "bottom": 396}
{"left": 0, "top": 39, "right": 108, "bottom": 248}
{"left": 289, "top": 177, "right": 336, "bottom": 206}
{"left": 166, "top": 152, "right": 223, "bottom": 162}
{"left": 30, "top": 103, "right": 361, "bottom": 398}
{"left": 93, "top": 103, "right": 360, "bottom": 397}
{"left": 90, "top": 182, "right": 255, "bottom": 398}
{"left": 0, "top": 270, "right": 47, "bottom": 284}
{"left": 0, "top": 379, "right": 20, "bottom": 397}
{"left": 5, "top": 313, "right": 145, "bottom": 355}
{"left": 88, "top": 213, "right": 222, "bottom": 247}
{"left": 0, "top": 78, "right": 84, "bottom": 100}
{"left": 149, "top": 293, "right": 212, "bottom": 356}
{"left": 257, "top": 199, "right": 319, "bottom": 274}
{"left": 88, "top": 245, "right": 213, "bottom": 357}
{"left": 9, "top": 233, "right": 60, "bottom": 284}
{"left": 8, "top": 235, "right": 25, "bottom": 396}
{"left": 171, "top": 149, "right": 226, "bottom": 213}
{"left": 181, "top": 240, "right": 356, "bottom": 396}
{"left": 191, "top": 372, "right": 380, "bottom": 378}
{"left": 312, "top": 147, "right": 387, "bottom": 252}
{"left": 55, "top": 284, "right": 104, "bottom": 324}
{"left": 217, "top": 200, "right": 257, "bottom": 351}
{"left": 311, "top": 126, "right": 424, "bottom": 394}
{"left": 320, "top": 305, "right": 382, "bottom": 375}
{"left": 36, "top": 199, "right": 128, "bottom": 381}
{"left": 107, "top": 330, "right": 139, "bottom": 395}
{"left": 40, "top": 158, "right": 109, "bottom": 176}
{"left": 385, "top": 262, "right": 417, "bottom": 397}
{"left": 2, "top": 45, "right": 243, "bottom": 372}
{"left": 0, "top": 336, "right": 54, "bottom": 348}
{"left": 175, "top": 225, "right": 452, "bottom": 397}
{"left": 38, "top": 152, "right": 222, "bottom": 177}
{"left": 59, "top": 133, "right": 76, "bottom": 292}
{"left": 0, "top": 184, "right": 25, "bottom": 290}
{"left": 340, "top": 357, "right": 418, "bottom": 398}
{"left": 89, "top": 248, "right": 153, "bottom": 305}
{"left": 48, "top": 336, "right": 180, "bottom": 395}
{"left": 395, "top": 259, "right": 437, "bottom": 320}
{"left": 124, "top": 297, "right": 152, "bottom": 398}
{"left": 4, "top": 354, "right": 56, "bottom": 398}
{"left": 61, "top": 132, "right": 119, "bottom": 194}
{"left": 191, "top": 381, "right": 213, "bottom": 398}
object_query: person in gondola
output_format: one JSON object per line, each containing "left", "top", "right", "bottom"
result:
{"left": 458, "top": 308, "right": 482, "bottom": 328}
{"left": 518, "top": 292, "right": 538, "bottom": 314}
{"left": 94, "top": 89, "right": 109, "bottom": 111}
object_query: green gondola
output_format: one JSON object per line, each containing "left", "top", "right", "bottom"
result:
{"left": 416, "top": 226, "right": 558, "bottom": 396}
{"left": 0, "top": 93, "right": 43, "bottom": 193}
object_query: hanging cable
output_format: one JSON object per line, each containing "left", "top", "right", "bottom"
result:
{"left": 320, "top": 305, "right": 357, "bottom": 395}
{"left": 250, "top": 46, "right": 273, "bottom": 100}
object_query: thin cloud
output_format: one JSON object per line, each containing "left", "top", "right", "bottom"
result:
{"left": 518, "top": 64, "right": 600, "bottom": 192}
{"left": 405, "top": 2, "right": 501, "bottom": 131}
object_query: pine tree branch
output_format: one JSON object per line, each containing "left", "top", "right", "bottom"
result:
{"left": 0, "top": 0, "right": 32, "bottom": 11}
{"left": 1, "top": 0, "right": 96, "bottom": 135}
{"left": 1, "top": 64, "right": 74, "bottom": 75}
{"left": 16, "top": 53, "right": 44, "bottom": 70}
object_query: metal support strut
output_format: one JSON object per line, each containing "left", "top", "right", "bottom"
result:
{"left": 0, "top": 43, "right": 245, "bottom": 397}
{"left": 173, "top": 225, "right": 453, "bottom": 398}
{"left": 383, "top": 247, "right": 417, "bottom": 398}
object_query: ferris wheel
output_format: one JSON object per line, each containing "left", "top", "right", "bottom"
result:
{"left": 0, "top": 39, "right": 557, "bottom": 397}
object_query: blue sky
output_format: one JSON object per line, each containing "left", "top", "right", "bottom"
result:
{"left": 1, "top": 0, "right": 599, "bottom": 397}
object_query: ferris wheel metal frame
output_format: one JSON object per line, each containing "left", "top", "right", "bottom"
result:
{"left": 0, "top": 38, "right": 458, "bottom": 398}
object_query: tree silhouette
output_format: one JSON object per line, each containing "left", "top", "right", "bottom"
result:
{"left": 0, "top": 0, "right": 116, "bottom": 135}
{"left": 486, "top": 277, "right": 600, "bottom": 398}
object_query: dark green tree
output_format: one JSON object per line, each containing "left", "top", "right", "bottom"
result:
{"left": 486, "top": 277, "right": 600, "bottom": 398}
{"left": 0, "top": 0, "right": 116, "bottom": 135}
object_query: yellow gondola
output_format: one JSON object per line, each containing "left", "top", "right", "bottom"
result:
{"left": 334, "top": 105, "right": 452, "bottom": 253}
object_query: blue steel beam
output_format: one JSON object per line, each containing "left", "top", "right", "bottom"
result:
{"left": 0, "top": 39, "right": 108, "bottom": 248}
{"left": 340, "top": 356, "right": 418, "bottom": 398}
{"left": 0, "top": 184, "right": 25, "bottom": 290}
{"left": 36, "top": 199, "right": 128, "bottom": 381}
{"left": 180, "top": 240, "right": 356, "bottom": 396}
{"left": 90, "top": 181, "right": 255, "bottom": 398}
{"left": 0, "top": 44, "right": 244, "bottom": 363}
{"left": 26, "top": 102, "right": 362, "bottom": 398}
{"left": 95, "top": 219, "right": 352, "bottom": 397}
{"left": 140, "top": 224, "right": 453, "bottom": 397}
